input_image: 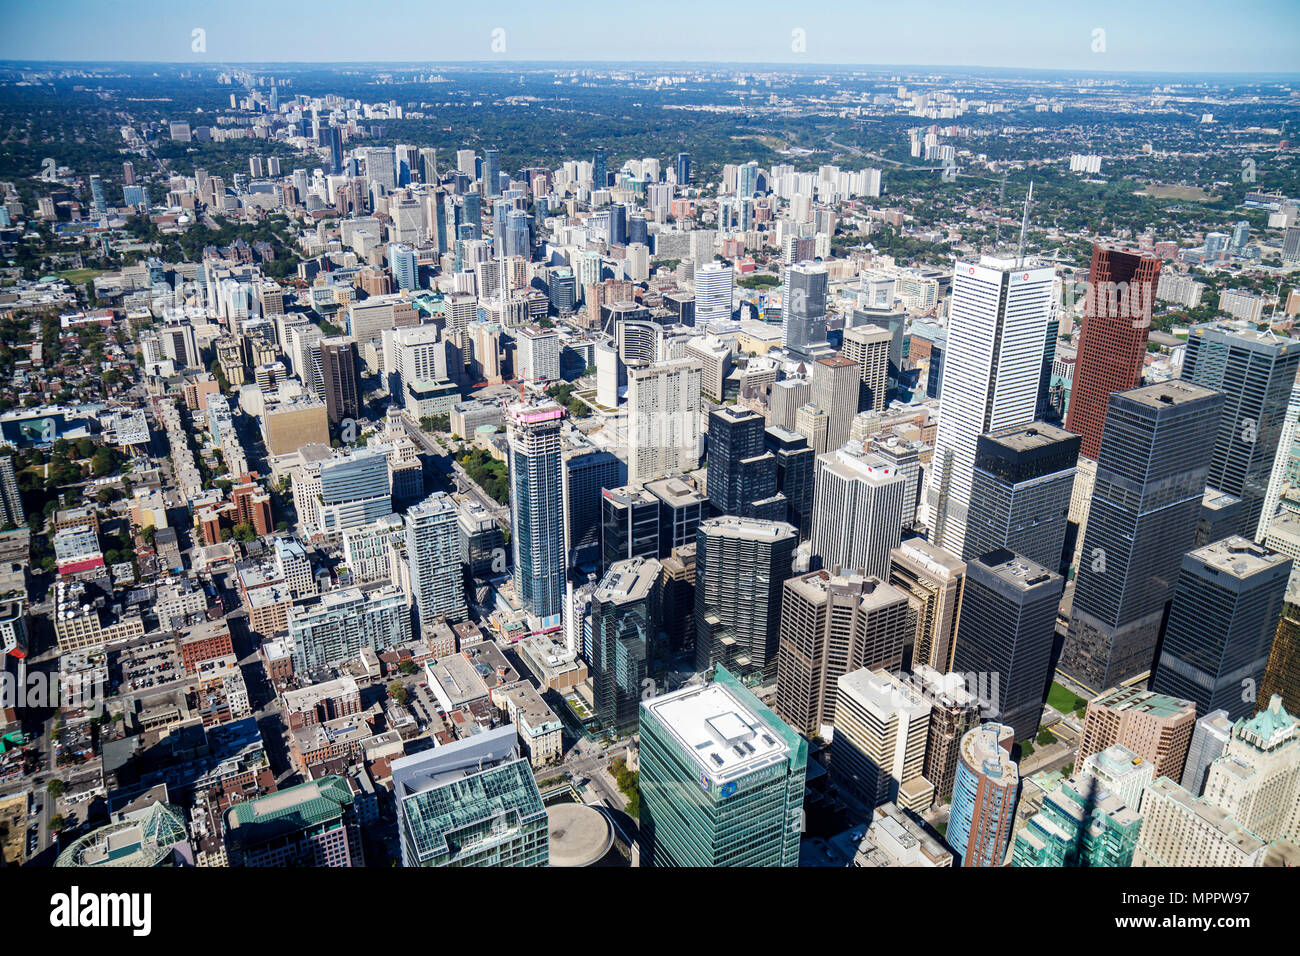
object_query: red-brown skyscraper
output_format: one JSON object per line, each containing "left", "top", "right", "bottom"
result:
{"left": 1065, "top": 244, "right": 1162, "bottom": 461}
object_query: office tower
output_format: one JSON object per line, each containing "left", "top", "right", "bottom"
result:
{"left": 948, "top": 722, "right": 1019, "bottom": 867}
{"left": 965, "top": 423, "right": 1080, "bottom": 572}
{"left": 600, "top": 485, "right": 659, "bottom": 572}
{"left": 563, "top": 449, "right": 624, "bottom": 569}
{"left": 639, "top": 665, "right": 807, "bottom": 867}
{"left": 387, "top": 242, "right": 418, "bottom": 291}
{"left": 871, "top": 435, "right": 924, "bottom": 528}
{"left": 889, "top": 540, "right": 966, "bottom": 673}
{"left": 418, "top": 147, "right": 438, "bottom": 184}
{"left": 287, "top": 585, "right": 411, "bottom": 672}
{"left": 315, "top": 448, "right": 393, "bottom": 538}
{"left": 607, "top": 202, "right": 628, "bottom": 246}
{"left": 913, "top": 665, "right": 982, "bottom": 801}
{"left": 507, "top": 402, "right": 567, "bottom": 625}
{"left": 795, "top": 403, "right": 829, "bottom": 455}
{"left": 405, "top": 492, "right": 466, "bottom": 630}
{"left": 830, "top": 668, "right": 934, "bottom": 812}
{"left": 694, "top": 516, "right": 797, "bottom": 678}
{"left": 225, "top": 777, "right": 363, "bottom": 867}
{"left": 592, "top": 146, "right": 607, "bottom": 188}
{"left": 1080, "top": 743, "right": 1155, "bottom": 813}
{"left": 393, "top": 725, "right": 548, "bottom": 867}
{"left": 1201, "top": 695, "right": 1300, "bottom": 843}
{"left": 1197, "top": 488, "right": 1244, "bottom": 546}
{"left": 482, "top": 147, "right": 499, "bottom": 196}
{"left": 776, "top": 570, "right": 911, "bottom": 736}
{"left": 770, "top": 377, "right": 810, "bottom": 431}
{"left": 1077, "top": 687, "right": 1196, "bottom": 781}
{"left": 1261, "top": 603, "right": 1300, "bottom": 715}
{"left": 694, "top": 261, "right": 734, "bottom": 328}
{"left": 780, "top": 262, "right": 829, "bottom": 356}
{"left": 0, "top": 454, "right": 23, "bottom": 528}
{"left": 1180, "top": 709, "right": 1233, "bottom": 796}
{"left": 645, "top": 476, "right": 707, "bottom": 556}
{"left": 326, "top": 127, "right": 343, "bottom": 174}
{"left": 842, "top": 324, "right": 891, "bottom": 412}
{"left": 951, "top": 549, "right": 1062, "bottom": 742}
{"left": 1060, "top": 382, "right": 1224, "bottom": 692}
{"left": 706, "top": 405, "right": 778, "bottom": 519}
{"left": 319, "top": 337, "right": 361, "bottom": 425}
{"left": 927, "top": 257, "right": 1056, "bottom": 557}
{"left": 365, "top": 147, "right": 396, "bottom": 191}
{"left": 810, "top": 355, "right": 860, "bottom": 451}
{"left": 1152, "top": 537, "right": 1291, "bottom": 720}
{"left": 809, "top": 445, "right": 905, "bottom": 580}
{"left": 1132, "top": 777, "right": 1267, "bottom": 867}
{"left": 675, "top": 152, "right": 691, "bottom": 185}
{"left": 627, "top": 358, "right": 702, "bottom": 487}
{"left": 1181, "top": 323, "right": 1300, "bottom": 536}
{"left": 764, "top": 426, "right": 814, "bottom": 537}
{"left": 588, "top": 556, "right": 661, "bottom": 736}
{"left": 1065, "top": 244, "right": 1162, "bottom": 461}
{"left": 1011, "top": 774, "right": 1142, "bottom": 868}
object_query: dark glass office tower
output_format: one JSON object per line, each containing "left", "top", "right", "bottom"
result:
{"left": 592, "top": 146, "right": 607, "bottom": 189}
{"left": 608, "top": 203, "right": 628, "bottom": 246}
{"left": 320, "top": 337, "right": 361, "bottom": 424}
{"left": 706, "top": 406, "right": 778, "bottom": 518}
{"left": 644, "top": 476, "right": 708, "bottom": 557}
{"left": 952, "top": 550, "right": 1063, "bottom": 743}
{"left": 1180, "top": 322, "right": 1300, "bottom": 537}
{"left": 600, "top": 485, "right": 659, "bottom": 572}
{"left": 965, "top": 422, "right": 1080, "bottom": 573}
{"left": 588, "top": 556, "right": 661, "bottom": 736}
{"left": 563, "top": 449, "right": 623, "bottom": 569}
{"left": 694, "top": 516, "right": 798, "bottom": 679}
{"left": 1152, "top": 536, "right": 1292, "bottom": 721}
{"left": 765, "top": 426, "right": 815, "bottom": 538}
{"left": 675, "top": 152, "right": 691, "bottom": 186}
{"left": 483, "top": 147, "right": 500, "bottom": 197}
{"left": 1060, "top": 381, "right": 1225, "bottom": 693}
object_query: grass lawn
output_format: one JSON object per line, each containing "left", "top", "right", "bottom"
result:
{"left": 57, "top": 268, "right": 108, "bottom": 285}
{"left": 1047, "top": 682, "right": 1089, "bottom": 715}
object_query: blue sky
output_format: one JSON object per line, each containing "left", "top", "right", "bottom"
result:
{"left": 1, "top": 0, "right": 1298, "bottom": 74}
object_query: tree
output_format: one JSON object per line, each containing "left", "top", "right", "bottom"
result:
{"left": 47, "top": 779, "right": 65, "bottom": 798}
{"left": 388, "top": 682, "right": 410, "bottom": 706}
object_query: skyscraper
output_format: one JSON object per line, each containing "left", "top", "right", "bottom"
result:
{"left": 889, "top": 540, "right": 967, "bottom": 673}
{"left": 405, "top": 492, "right": 467, "bottom": 632}
{"left": 587, "top": 556, "right": 661, "bottom": 736}
{"left": 1201, "top": 695, "right": 1300, "bottom": 844}
{"left": 1260, "top": 603, "right": 1300, "bottom": 715}
{"left": 627, "top": 358, "right": 702, "bottom": 487}
{"left": 764, "top": 426, "right": 815, "bottom": 538}
{"left": 964, "top": 422, "right": 1080, "bottom": 572}
{"left": 592, "top": 146, "right": 607, "bottom": 189}
{"left": 948, "top": 722, "right": 1020, "bottom": 867}
{"left": 1077, "top": 687, "right": 1196, "bottom": 782}
{"left": 600, "top": 485, "right": 659, "bottom": 572}
{"left": 926, "top": 257, "right": 1056, "bottom": 557}
{"left": 562, "top": 448, "right": 623, "bottom": 569}
{"left": 694, "top": 261, "right": 735, "bottom": 329}
{"left": 694, "top": 516, "right": 797, "bottom": 678}
{"left": 830, "top": 668, "right": 934, "bottom": 812}
{"left": 320, "top": 337, "right": 361, "bottom": 425}
{"left": 1180, "top": 709, "right": 1233, "bottom": 796}
{"left": 781, "top": 262, "right": 830, "bottom": 357}
{"left": 912, "top": 665, "right": 983, "bottom": 801}
{"left": 1011, "top": 774, "right": 1142, "bottom": 868}
{"left": 1064, "top": 243, "right": 1162, "bottom": 461}
{"left": 842, "top": 323, "right": 892, "bottom": 412}
{"left": 705, "top": 405, "right": 779, "bottom": 519}
{"left": 639, "top": 665, "right": 807, "bottom": 867}
{"left": 810, "top": 355, "right": 860, "bottom": 451}
{"left": 951, "top": 549, "right": 1063, "bottom": 742}
{"left": 675, "top": 152, "right": 691, "bottom": 186}
{"left": 1060, "top": 381, "right": 1225, "bottom": 692}
{"left": 809, "top": 445, "right": 906, "bottom": 581}
{"left": 507, "top": 402, "right": 567, "bottom": 626}
{"left": 776, "top": 569, "right": 911, "bottom": 736}
{"left": 1180, "top": 323, "right": 1300, "bottom": 536}
{"left": 482, "top": 147, "right": 500, "bottom": 197}
{"left": 1152, "top": 536, "right": 1291, "bottom": 720}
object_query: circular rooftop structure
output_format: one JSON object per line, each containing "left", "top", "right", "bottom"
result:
{"left": 547, "top": 802, "right": 613, "bottom": 867}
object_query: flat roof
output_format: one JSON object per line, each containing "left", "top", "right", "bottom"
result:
{"left": 1189, "top": 535, "right": 1292, "bottom": 580}
{"left": 644, "top": 681, "right": 790, "bottom": 784}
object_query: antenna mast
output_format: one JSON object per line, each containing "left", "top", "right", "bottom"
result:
{"left": 1016, "top": 181, "right": 1034, "bottom": 267}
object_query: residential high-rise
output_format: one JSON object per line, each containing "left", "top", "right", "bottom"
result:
{"left": 1064, "top": 244, "right": 1162, "bottom": 461}
{"left": 775, "top": 569, "right": 911, "bottom": 736}
{"left": 842, "top": 324, "right": 892, "bottom": 412}
{"left": 405, "top": 492, "right": 467, "bottom": 631}
{"left": 694, "top": 516, "right": 798, "bottom": 678}
{"left": 781, "top": 262, "right": 829, "bottom": 356}
{"left": 591, "top": 146, "right": 606, "bottom": 188}
{"left": 1152, "top": 536, "right": 1291, "bottom": 720}
{"left": 810, "top": 355, "right": 860, "bottom": 451}
{"left": 888, "top": 540, "right": 966, "bottom": 673}
{"left": 287, "top": 584, "right": 411, "bottom": 673}
{"left": 1180, "top": 709, "right": 1233, "bottom": 797}
{"left": 600, "top": 485, "right": 659, "bottom": 572}
{"left": 965, "top": 423, "right": 1080, "bottom": 572}
{"left": 951, "top": 549, "right": 1062, "bottom": 742}
{"left": 926, "top": 257, "right": 1056, "bottom": 557}
{"left": 587, "top": 556, "right": 661, "bottom": 736}
{"left": 507, "top": 401, "right": 567, "bottom": 625}
{"left": 948, "top": 722, "right": 1020, "bottom": 867}
{"left": 912, "top": 665, "right": 982, "bottom": 801}
{"left": 0, "top": 454, "right": 24, "bottom": 528}
{"left": 639, "top": 665, "right": 807, "bottom": 867}
{"left": 1201, "top": 695, "right": 1300, "bottom": 844}
{"left": 705, "top": 405, "right": 779, "bottom": 519}
{"left": 1060, "top": 381, "right": 1224, "bottom": 692}
{"left": 1011, "top": 774, "right": 1142, "bottom": 868}
{"left": 320, "top": 337, "right": 361, "bottom": 425}
{"left": 1077, "top": 687, "right": 1196, "bottom": 782}
{"left": 627, "top": 358, "right": 702, "bottom": 487}
{"left": 514, "top": 324, "right": 560, "bottom": 383}
{"left": 1080, "top": 743, "right": 1155, "bottom": 813}
{"left": 809, "top": 445, "right": 906, "bottom": 581}
{"left": 764, "top": 426, "right": 815, "bottom": 538}
{"left": 694, "top": 261, "right": 734, "bottom": 328}
{"left": 1181, "top": 323, "right": 1300, "bottom": 536}
{"left": 830, "top": 668, "right": 934, "bottom": 812}
{"left": 393, "top": 725, "right": 548, "bottom": 867}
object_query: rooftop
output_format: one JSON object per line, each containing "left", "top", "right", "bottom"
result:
{"left": 643, "top": 680, "right": 790, "bottom": 784}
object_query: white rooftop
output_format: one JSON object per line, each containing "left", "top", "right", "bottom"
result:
{"left": 645, "top": 682, "right": 789, "bottom": 784}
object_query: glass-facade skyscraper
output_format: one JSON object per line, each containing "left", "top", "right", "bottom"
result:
{"left": 507, "top": 401, "right": 567, "bottom": 626}
{"left": 639, "top": 665, "right": 807, "bottom": 867}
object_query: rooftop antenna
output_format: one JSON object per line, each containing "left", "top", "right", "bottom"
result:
{"left": 994, "top": 172, "right": 1008, "bottom": 249}
{"left": 1016, "top": 180, "right": 1034, "bottom": 267}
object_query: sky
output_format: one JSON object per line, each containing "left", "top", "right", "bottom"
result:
{"left": 1, "top": 0, "right": 1298, "bottom": 75}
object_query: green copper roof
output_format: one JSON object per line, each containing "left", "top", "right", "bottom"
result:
{"left": 225, "top": 775, "right": 353, "bottom": 843}
{"left": 1238, "top": 695, "right": 1297, "bottom": 745}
